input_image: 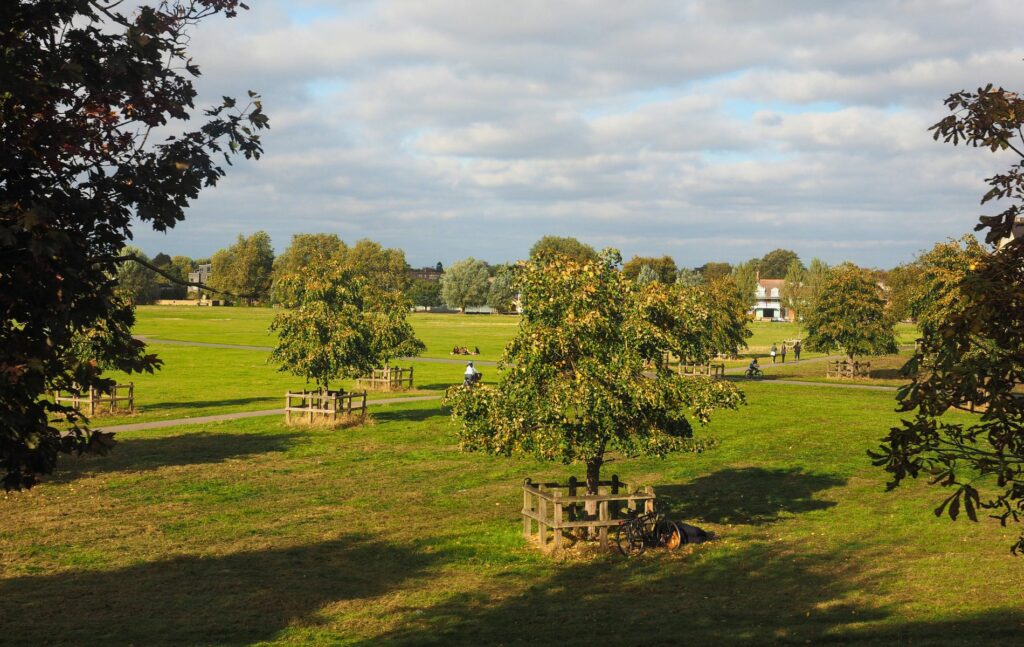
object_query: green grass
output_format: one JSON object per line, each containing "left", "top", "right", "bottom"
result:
{"left": 84, "top": 344, "right": 486, "bottom": 426}
{"left": 760, "top": 352, "right": 911, "bottom": 386}
{"left": 5, "top": 384, "right": 1023, "bottom": 644}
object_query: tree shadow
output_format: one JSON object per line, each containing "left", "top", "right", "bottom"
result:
{"left": 372, "top": 406, "right": 446, "bottom": 424}
{"left": 140, "top": 396, "right": 274, "bottom": 412}
{"left": 365, "top": 540, "right": 896, "bottom": 645}
{"left": 366, "top": 541, "right": 1024, "bottom": 645}
{"left": 51, "top": 432, "right": 302, "bottom": 482}
{"left": 656, "top": 467, "right": 845, "bottom": 525}
{"left": 416, "top": 382, "right": 459, "bottom": 391}
{"left": 0, "top": 535, "right": 444, "bottom": 646}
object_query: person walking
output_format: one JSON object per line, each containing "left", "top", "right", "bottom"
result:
{"left": 794, "top": 340, "right": 802, "bottom": 361}
{"left": 770, "top": 343, "right": 778, "bottom": 364}
{"left": 780, "top": 343, "right": 787, "bottom": 363}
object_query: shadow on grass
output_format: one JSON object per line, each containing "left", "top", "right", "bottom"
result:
{"left": 372, "top": 405, "right": 447, "bottom": 424}
{"left": 52, "top": 432, "right": 301, "bottom": 481}
{"left": 367, "top": 539, "right": 1024, "bottom": 645}
{"left": 0, "top": 535, "right": 443, "bottom": 646}
{"left": 656, "top": 467, "right": 844, "bottom": 525}
{"left": 139, "top": 396, "right": 274, "bottom": 412}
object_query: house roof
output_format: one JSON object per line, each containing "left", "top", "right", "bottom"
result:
{"left": 758, "top": 279, "right": 785, "bottom": 290}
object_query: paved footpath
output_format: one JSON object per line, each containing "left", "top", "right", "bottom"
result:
{"left": 133, "top": 336, "right": 498, "bottom": 366}
{"left": 95, "top": 394, "right": 443, "bottom": 434}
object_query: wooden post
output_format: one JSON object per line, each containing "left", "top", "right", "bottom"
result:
{"left": 523, "top": 480, "right": 532, "bottom": 539}
{"left": 285, "top": 393, "right": 291, "bottom": 424}
{"left": 644, "top": 486, "right": 655, "bottom": 514}
{"left": 598, "top": 500, "right": 609, "bottom": 548}
{"left": 537, "top": 486, "right": 548, "bottom": 551}
{"left": 552, "top": 490, "right": 563, "bottom": 551}
{"left": 409, "top": 365, "right": 414, "bottom": 389}
{"left": 567, "top": 476, "right": 578, "bottom": 522}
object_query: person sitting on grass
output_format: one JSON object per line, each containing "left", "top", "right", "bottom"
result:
{"left": 473, "top": 346, "right": 480, "bottom": 355}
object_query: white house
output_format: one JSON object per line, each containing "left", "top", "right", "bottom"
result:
{"left": 751, "top": 278, "right": 795, "bottom": 322}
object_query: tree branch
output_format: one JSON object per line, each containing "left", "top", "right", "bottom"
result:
{"left": 104, "top": 254, "right": 259, "bottom": 300}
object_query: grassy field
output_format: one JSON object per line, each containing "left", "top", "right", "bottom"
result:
{"left": 4, "top": 385, "right": 1023, "bottom": 644}
{"left": 8, "top": 307, "right": 1011, "bottom": 645}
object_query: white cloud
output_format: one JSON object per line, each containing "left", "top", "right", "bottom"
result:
{"left": 133, "top": 0, "right": 1024, "bottom": 268}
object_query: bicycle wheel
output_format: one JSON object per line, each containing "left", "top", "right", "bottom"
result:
{"left": 655, "top": 520, "right": 685, "bottom": 551}
{"left": 615, "top": 522, "right": 646, "bottom": 556}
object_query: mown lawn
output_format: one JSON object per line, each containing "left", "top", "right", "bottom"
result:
{"left": 5, "top": 382, "right": 1023, "bottom": 645}
{"left": 761, "top": 352, "right": 912, "bottom": 387}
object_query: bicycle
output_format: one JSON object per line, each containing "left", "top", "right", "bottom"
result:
{"left": 615, "top": 503, "right": 685, "bottom": 556}
{"left": 745, "top": 365, "right": 763, "bottom": 378}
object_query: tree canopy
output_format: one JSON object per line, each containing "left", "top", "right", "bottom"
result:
{"left": 622, "top": 255, "right": 678, "bottom": 283}
{"left": 440, "top": 258, "right": 490, "bottom": 311}
{"left": 803, "top": 263, "right": 897, "bottom": 360}
{"left": 697, "top": 262, "right": 733, "bottom": 281}
{"left": 114, "top": 246, "right": 160, "bottom": 305}
{"left": 871, "top": 83, "right": 1024, "bottom": 553}
{"left": 528, "top": 235, "right": 599, "bottom": 264}
{"left": 0, "top": 0, "right": 267, "bottom": 488}
{"left": 444, "top": 250, "right": 744, "bottom": 494}
{"left": 486, "top": 265, "right": 518, "bottom": 313}
{"left": 210, "top": 232, "right": 275, "bottom": 305}
{"left": 759, "top": 249, "right": 802, "bottom": 279}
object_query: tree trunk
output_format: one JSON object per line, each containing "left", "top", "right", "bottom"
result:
{"left": 585, "top": 456, "right": 602, "bottom": 496}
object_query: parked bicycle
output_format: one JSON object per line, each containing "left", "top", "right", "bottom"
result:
{"left": 615, "top": 503, "right": 685, "bottom": 556}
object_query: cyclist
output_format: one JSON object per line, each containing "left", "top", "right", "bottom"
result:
{"left": 463, "top": 361, "right": 480, "bottom": 386}
{"left": 746, "top": 357, "right": 762, "bottom": 378}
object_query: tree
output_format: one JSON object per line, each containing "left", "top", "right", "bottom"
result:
{"left": 803, "top": 263, "right": 897, "bottom": 361}
{"left": 441, "top": 258, "right": 490, "bottom": 312}
{"left": 780, "top": 259, "right": 806, "bottom": 316}
{"left": 622, "top": 255, "right": 678, "bottom": 283}
{"left": 759, "top": 249, "right": 802, "bottom": 279}
{"left": 363, "top": 289, "right": 426, "bottom": 366}
{"left": 635, "top": 264, "right": 659, "bottom": 285}
{"left": 272, "top": 234, "right": 348, "bottom": 303}
{"left": 1, "top": 1, "right": 267, "bottom": 488}
{"left": 697, "top": 262, "right": 733, "bottom": 281}
{"left": 675, "top": 268, "right": 704, "bottom": 287}
{"left": 114, "top": 246, "right": 160, "bottom": 305}
{"left": 701, "top": 276, "right": 753, "bottom": 358}
{"left": 165, "top": 256, "right": 196, "bottom": 300}
{"left": 270, "top": 261, "right": 376, "bottom": 393}
{"left": 345, "top": 239, "right": 411, "bottom": 296}
{"left": 210, "top": 232, "right": 274, "bottom": 305}
{"left": 871, "top": 84, "right": 1024, "bottom": 552}
{"left": 731, "top": 260, "right": 760, "bottom": 308}
{"left": 444, "top": 250, "right": 744, "bottom": 496}
{"left": 486, "top": 265, "right": 518, "bottom": 313}
{"left": 406, "top": 279, "right": 442, "bottom": 309}
{"left": 528, "top": 236, "right": 599, "bottom": 264}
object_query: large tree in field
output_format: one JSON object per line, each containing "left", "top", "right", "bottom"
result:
{"left": 210, "top": 231, "right": 274, "bottom": 305}
{"left": 441, "top": 258, "right": 490, "bottom": 312}
{"left": 444, "top": 250, "right": 744, "bottom": 495}
{"left": 804, "top": 263, "right": 897, "bottom": 361}
{"left": 871, "top": 84, "right": 1024, "bottom": 553}
{"left": 272, "top": 233, "right": 348, "bottom": 303}
{"left": 528, "top": 235, "right": 599, "bottom": 264}
{"left": 486, "top": 264, "right": 518, "bottom": 313}
{"left": 0, "top": 1, "right": 267, "bottom": 488}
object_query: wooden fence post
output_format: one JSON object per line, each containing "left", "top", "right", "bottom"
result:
{"left": 523, "top": 480, "right": 532, "bottom": 540}
{"left": 552, "top": 490, "right": 563, "bottom": 551}
{"left": 537, "top": 485, "right": 548, "bottom": 551}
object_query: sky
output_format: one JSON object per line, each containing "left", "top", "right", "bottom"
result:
{"left": 131, "top": 0, "right": 1024, "bottom": 269}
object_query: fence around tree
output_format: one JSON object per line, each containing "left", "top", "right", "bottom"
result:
{"left": 826, "top": 360, "right": 871, "bottom": 379}
{"left": 52, "top": 383, "right": 134, "bottom": 416}
{"left": 677, "top": 363, "right": 726, "bottom": 379}
{"left": 284, "top": 389, "right": 368, "bottom": 425}
{"left": 355, "top": 366, "right": 414, "bottom": 392}
{"left": 521, "top": 476, "right": 656, "bottom": 552}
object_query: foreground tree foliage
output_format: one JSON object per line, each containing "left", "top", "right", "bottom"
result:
{"left": 445, "top": 250, "right": 745, "bottom": 495}
{"left": 803, "top": 263, "right": 897, "bottom": 361}
{"left": 871, "top": 84, "right": 1024, "bottom": 553}
{"left": 0, "top": 1, "right": 267, "bottom": 487}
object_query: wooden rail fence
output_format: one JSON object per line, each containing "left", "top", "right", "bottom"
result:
{"left": 677, "top": 363, "right": 725, "bottom": 379}
{"left": 52, "top": 384, "right": 134, "bottom": 416}
{"left": 285, "top": 389, "right": 368, "bottom": 424}
{"left": 355, "top": 366, "right": 414, "bottom": 392}
{"left": 522, "top": 476, "right": 656, "bottom": 552}
{"left": 826, "top": 360, "right": 871, "bottom": 379}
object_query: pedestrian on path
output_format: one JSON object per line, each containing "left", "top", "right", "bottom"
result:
{"left": 780, "top": 343, "right": 787, "bottom": 363}
{"left": 794, "top": 341, "right": 802, "bottom": 361}
{"left": 770, "top": 343, "right": 778, "bottom": 364}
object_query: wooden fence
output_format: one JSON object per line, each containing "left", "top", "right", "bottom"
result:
{"left": 521, "top": 476, "right": 656, "bottom": 552}
{"left": 355, "top": 366, "right": 414, "bottom": 392}
{"left": 826, "top": 360, "right": 871, "bottom": 379}
{"left": 52, "top": 384, "right": 134, "bottom": 416}
{"left": 285, "top": 389, "right": 368, "bottom": 424}
{"left": 677, "top": 363, "right": 726, "bottom": 379}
